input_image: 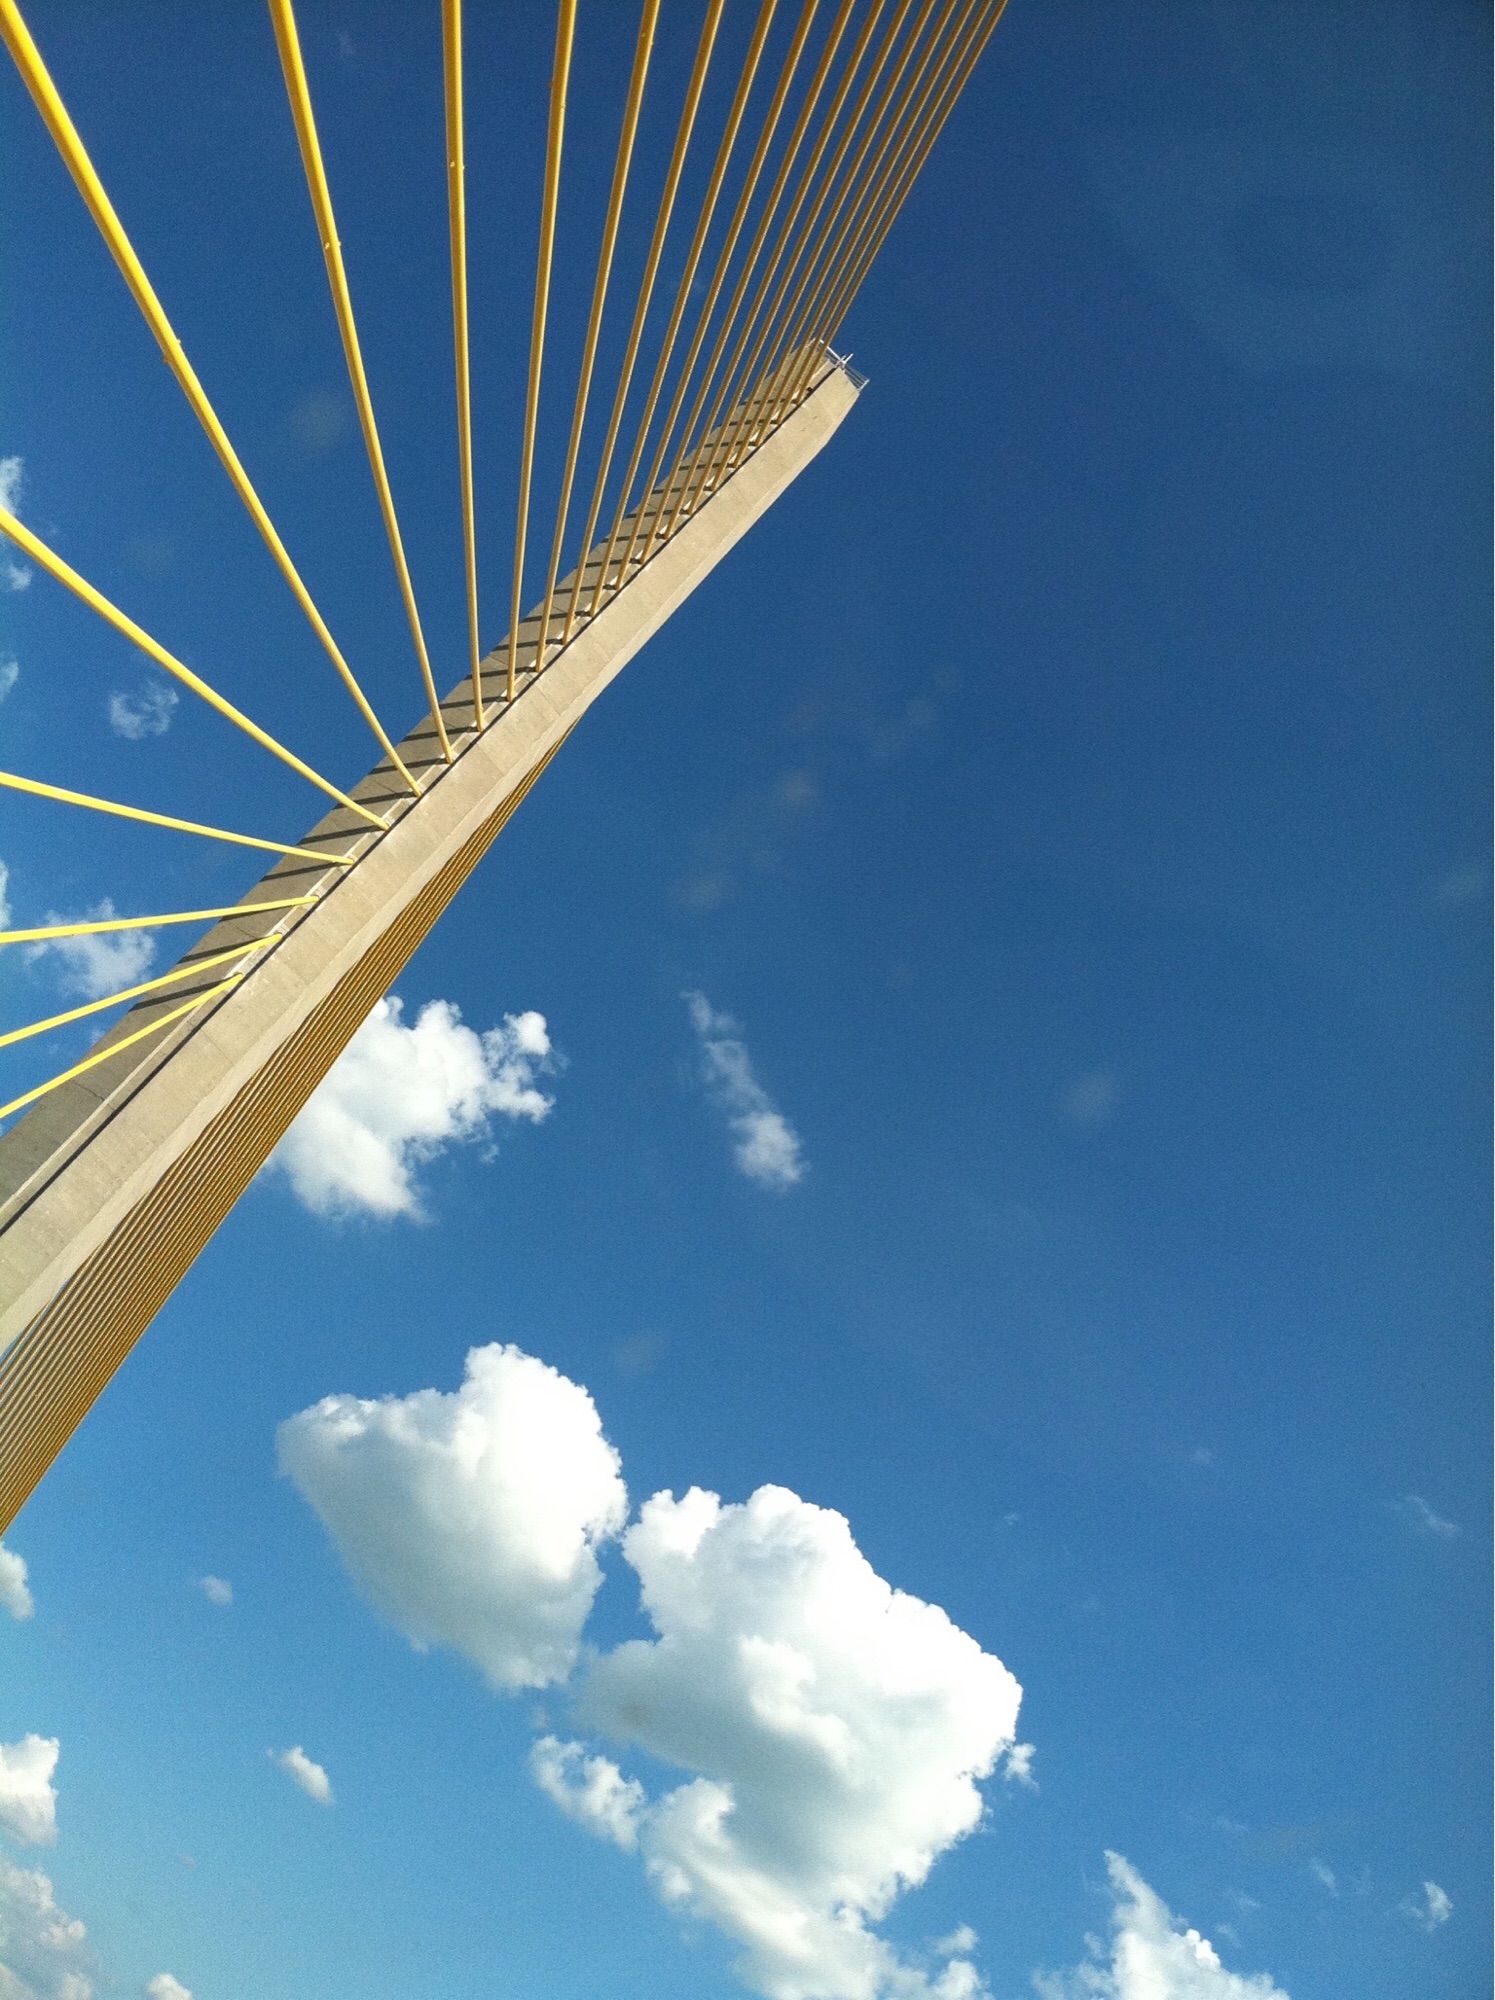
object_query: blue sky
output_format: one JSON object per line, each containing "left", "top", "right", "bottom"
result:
{"left": 0, "top": 4, "right": 1487, "bottom": 1998}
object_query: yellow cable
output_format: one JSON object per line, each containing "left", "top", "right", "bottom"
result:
{"left": 507, "top": 0, "right": 578, "bottom": 701}
{"left": 0, "top": 771, "right": 358, "bottom": 866}
{"left": 736, "top": 0, "right": 946, "bottom": 453}
{"left": 535, "top": 0, "right": 661, "bottom": 671}
{"left": 0, "top": 509, "right": 387, "bottom": 831}
{"left": 0, "top": 938, "right": 276, "bottom": 1051}
{"left": 0, "top": 0, "right": 416, "bottom": 792}
{"left": 0, "top": 976, "right": 245, "bottom": 1124}
{"left": 565, "top": 0, "right": 727, "bottom": 638}
{"left": 657, "top": 0, "right": 826, "bottom": 545}
{"left": 0, "top": 898, "right": 314, "bottom": 947}
{"left": 712, "top": 0, "right": 931, "bottom": 482}
{"left": 443, "top": 0, "right": 484, "bottom": 730}
{"left": 269, "top": 0, "right": 452, "bottom": 764}
{"left": 671, "top": 0, "right": 867, "bottom": 524}
{"left": 781, "top": 0, "right": 1002, "bottom": 420}
{"left": 616, "top": 0, "right": 784, "bottom": 582}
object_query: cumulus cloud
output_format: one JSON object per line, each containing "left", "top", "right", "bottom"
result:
{"left": 1401, "top": 1880, "right": 1451, "bottom": 1931}
{"left": 0, "top": 1540, "right": 34, "bottom": 1620}
{"left": 1390, "top": 1494, "right": 1459, "bottom": 1538}
{"left": 1034, "top": 1852, "right": 1291, "bottom": 2000}
{"left": 0, "top": 658, "right": 18, "bottom": 703}
{"left": 545, "top": 1482, "right": 1020, "bottom": 2000}
{"left": 196, "top": 1575, "right": 232, "bottom": 1608}
{"left": 0, "top": 1736, "right": 60, "bottom": 1847}
{"left": 107, "top": 683, "right": 178, "bottom": 741}
{"left": 272, "top": 1746, "right": 332, "bottom": 1806}
{"left": 279, "top": 1343, "right": 627, "bottom": 1691}
{"left": 273, "top": 996, "right": 554, "bottom": 1219}
{"left": 0, "top": 1854, "right": 93, "bottom": 1998}
{"left": 684, "top": 991, "right": 805, "bottom": 1191}
{"left": 26, "top": 902, "right": 155, "bottom": 1002}
{"left": 145, "top": 1977, "right": 192, "bottom": 2000}
{"left": 284, "top": 1347, "right": 1017, "bottom": 1998}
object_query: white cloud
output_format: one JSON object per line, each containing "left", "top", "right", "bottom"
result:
{"left": 1308, "top": 1858, "right": 1336, "bottom": 1894}
{"left": 196, "top": 1575, "right": 232, "bottom": 1608}
{"left": 530, "top": 1737, "right": 645, "bottom": 1851}
{"left": 272, "top": 996, "right": 554, "bottom": 1219}
{"left": 107, "top": 684, "right": 178, "bottom": 741}
{"left": 26, "top": 903, "right": 155, "bottom": 1002}
{"left": 0, "top": 658, "right": 18, "bottom": 703}
{"left": 0, "top": 456, "right": 33, "bottom": 593}
{"left": 933, "top": 1926, "right": 979, "bottom": 1959}
{"left": 1390, "top": 1494, "right": 1459, "bottom": 1538}
{"left": 0, "top": 1854, "right": 93, "bottom": 1998}
{"left": 0, "top": 1736, "right": 59, "bottom": 1847}
{"left": 547, "top": 1482, "right": 1020, "bottom": 2000}
{"left": 684, "top": 991, "right": 805, "bottom": 1191}
{"left": 0, "top": 861, "right": 12, "bottom": 933}
{"left": 1400, "top": 1880, "right": 1451, "bottom": 1931}
{"left": 1003, "top": 1741, "right": 1037, "bottom": 1790}
{"left": 1034, "top": 1852, "right": 1291, "bottom": 2000}
{"left": 0, "top": 1541, "right": 34, "bottom": 1620}
{"left": 272, "top": 1745, "right": 332, "bottom": 1806}
{"left": 145, "top": 1977, "right": 192, "bottom": 2000}
{"left": 279, "top": 1343, "right": 626, "bottom": 1692}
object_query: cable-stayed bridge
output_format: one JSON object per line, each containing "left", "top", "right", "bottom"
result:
{"left": 0, "top": 0, "right": 1006, "bottom": 1529}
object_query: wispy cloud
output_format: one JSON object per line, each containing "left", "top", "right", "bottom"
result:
{"left": 1060, "top": 1068, "right": 1122, "bottom": 1124}
{"left": 672, "top": 768, "right": 820, "bottom": 914}
{"left": 1401, "top": 1880, "right": 1452, "bottom": 1931}
{"left": 26, "top": 900, "right": 155, "bottom": 1001}
{"left": 289, "top": 388, "right": 352, "bottom": 456}
{"left": 1431, "top": 864, "right": 1485, "bottom": 908}
{"left": 1390, "top": 1494, "right": 1459, "bottom": 1539}
{"left": 272, "top": 1745, "right": 333, "bottom": 1806}
{"left": 0, "top": 658, "right": 18, "bottom": 703}
{"left": 107, "top": 682, "right": 178, "bottom": 741}
{"left": 684, "top": 990, "right": 805, "bottom": 1191}
{"left": 1002, "top": 1740, "right": 1038, "bottom": 1790}
{"left": 273, "top": 996, "right": 555, "bottom": 1219}
{"left": 0, "top": 455, "right": 34, "bottom": 592}
{"left": 1309, "top": 1857, "right": 1337, "bottom": 1894}
{"left": 197, "top": 1575, "right": 232, "bottom": 1608}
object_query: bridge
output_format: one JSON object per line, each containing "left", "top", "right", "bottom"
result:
{"left": 0, "top": 0, "right": 1006, "bottom": 1530}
